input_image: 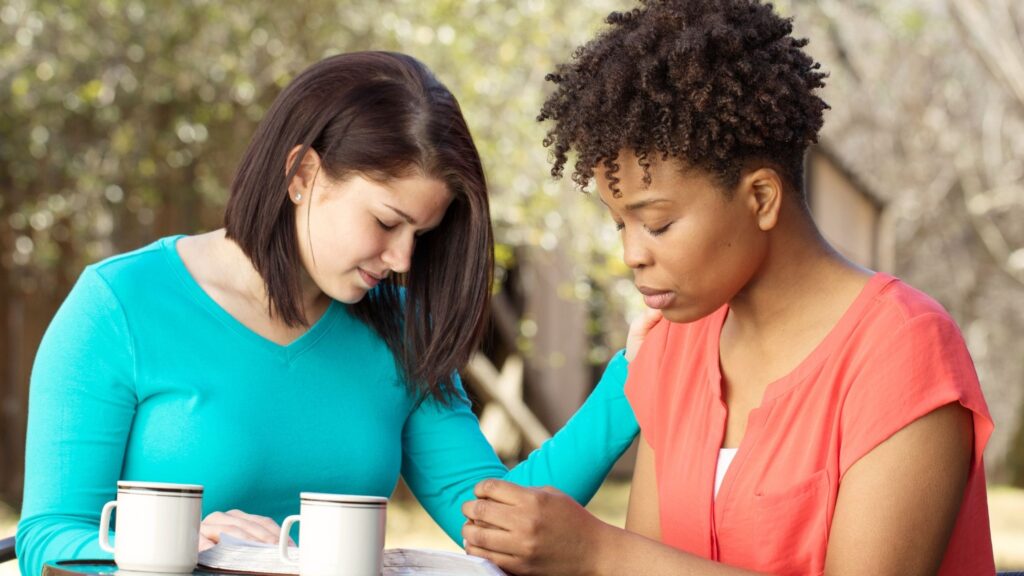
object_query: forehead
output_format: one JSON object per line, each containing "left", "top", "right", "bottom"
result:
{"left": 595, "top": 151, "right": 685, "bottom": 205}
{"left": 375, "top": 173, "right": 452, "bottom": 220}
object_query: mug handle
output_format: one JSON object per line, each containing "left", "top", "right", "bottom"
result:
{"left": 98, "top": 501, "right": 117, "bottom": 554}
{"left": 279, "top": 515, "right": 300, "bottom": 564}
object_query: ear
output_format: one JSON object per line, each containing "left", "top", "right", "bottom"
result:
{"left": 284, "top": 145, "right": 322, "bottom": 204}
{"left": 740, "top": 168, "right": 783, "bottom": 231}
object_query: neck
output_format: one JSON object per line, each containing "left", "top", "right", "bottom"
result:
{"left": 726, "top": 207, "right": 869, "bottom": 337}
{"left": 214, "top": 230, "right": 325, "bottom": 325}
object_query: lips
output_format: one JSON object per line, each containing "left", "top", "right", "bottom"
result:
{"left": 358, "top": 268, "right": 383, "bottom": 289}
{"left": 636, "top": 285, "right": 675, "bottom": 309}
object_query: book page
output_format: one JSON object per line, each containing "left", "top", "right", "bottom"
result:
{"left": 198, "top": 535, "right": 506, "bottom": 575}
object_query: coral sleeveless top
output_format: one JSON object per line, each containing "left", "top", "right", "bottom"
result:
{"left": 625, "top": 274, "right": 994, "bottom": 575}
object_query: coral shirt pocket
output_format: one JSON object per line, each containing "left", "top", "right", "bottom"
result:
{"left": 718, "top": 469, "right": 830, "bottom": 576}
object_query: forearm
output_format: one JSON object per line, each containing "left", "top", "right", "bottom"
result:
{"left": 16, "top": 515, "right": 112, "bottom": 576}
{"left": 591, "top": 525, "right": 764, "bottom": 576}
{"left": 505, "top": 350, "right": 637, "bottom": 503}
{"left": 407, "top": 351, "right": 635, "bottom": 543}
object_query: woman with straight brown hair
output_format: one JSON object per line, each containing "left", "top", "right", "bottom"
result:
{"left": 18, "top": 51, "right": 643, "bottom": 576}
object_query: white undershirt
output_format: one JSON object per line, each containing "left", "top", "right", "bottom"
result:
{"left": 714, "top": 448, "right": 739, "bottom": 499}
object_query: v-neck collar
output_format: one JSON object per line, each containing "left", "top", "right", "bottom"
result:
{"left": 162, "top": 235, "right": 342, "bottom": 363}
{"left": 705, "top": 272, "right": 896, "bottom": 404}
{"left": 704, "top": 272, "right": 897, "bottom": 544}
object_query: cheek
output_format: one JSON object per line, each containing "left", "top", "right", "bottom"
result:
{"left": 712, "top": 219, "right": 767, "bottom": 290}
{"left": 662, "top": 215, "right": 760, "bottom": 279}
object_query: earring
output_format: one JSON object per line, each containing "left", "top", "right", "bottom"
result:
{"left": 294, "top": 193, "right": 302, "bottom": 201}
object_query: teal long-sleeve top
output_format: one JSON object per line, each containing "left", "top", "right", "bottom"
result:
{"left": 17, "top": 236, "right": 638, "bottom": 576}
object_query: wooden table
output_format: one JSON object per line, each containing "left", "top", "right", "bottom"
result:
{"left": 43, "top": 560, "right": 232, "bottom": 575}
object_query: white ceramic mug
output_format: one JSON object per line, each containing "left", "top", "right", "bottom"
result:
{"left": 98, "top": 480, "right": 204, "bottom": 573}
{"left": 279, "top": 492, "right": 388, "bottom": 576}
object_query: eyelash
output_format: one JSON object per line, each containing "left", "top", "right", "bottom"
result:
{"left": 376, "top": 218, "right": 398, "bottom": 232}
{"left": 648, "top": 223, "right": 672, "bottom": 237}
{"left": 614, "top": 222, "right": 673, "bottom": 237}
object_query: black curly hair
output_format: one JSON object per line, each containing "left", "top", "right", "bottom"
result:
{"left": 539, "top": 0, "right": 829, "bottom": 198}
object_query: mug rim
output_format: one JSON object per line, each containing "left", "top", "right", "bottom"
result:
{"left": 117, "top": 480, "right": 204, "bottom": 495}
{"left": 299, "top": 492, "right": 388, "bottom": 505}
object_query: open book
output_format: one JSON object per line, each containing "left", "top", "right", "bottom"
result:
{"left": 197, "top": 534, "right": 507, "bottom": 575}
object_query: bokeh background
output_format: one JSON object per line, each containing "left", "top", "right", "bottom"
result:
{"left": 1, "top": 0, "right": 1023, "bottom": 572}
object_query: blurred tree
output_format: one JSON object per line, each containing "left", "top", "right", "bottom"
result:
{"left": 0, "top": 0, "right": 634, "bottom": 508}
{"left": 1, "top": 0, "right": 1021, "bottom": 509}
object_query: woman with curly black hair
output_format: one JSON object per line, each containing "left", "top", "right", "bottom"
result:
{"left": 461, "top": 1, "right": 995, "bottom": 574}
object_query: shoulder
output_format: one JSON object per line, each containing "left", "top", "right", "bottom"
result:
{"left": 860, "top": 274, "right": 960, "bottom": 334}
{"left": 837, "top": 274, "right": 987, "bottom": 448}
{"left": 625, "top": 308, "right": 724, "bottom": 431}
{"left": 89, "top": 235, "right": 179, "bottom": 284}
{"left": 633, "top": 308, "right": 725, "bottom": 377}
{"left": 834, "top": 285, "right": 992, "bottom": 482}
{"left": 38, "top": 240, "right": 181, "bottom": 363}
{"left": 87, "top": 236, "right": 181, "bottom": 293}
{"left": 840, "top": 275, "right": 972, "bottom": 381}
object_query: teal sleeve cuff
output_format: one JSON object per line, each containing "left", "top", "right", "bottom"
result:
{"left": 503, "top": 348, "right": 638, "bottom": 505}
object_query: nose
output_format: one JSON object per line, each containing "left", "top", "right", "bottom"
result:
{"left": 622, "top": 227, "right": 651, "bottom": 270}
{"left": 381, "top": 232, "right": 415, "bottom": 274}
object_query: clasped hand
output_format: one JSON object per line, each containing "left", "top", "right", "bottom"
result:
{"left": 462, "top": 480, "right": 611, "bottom": 576}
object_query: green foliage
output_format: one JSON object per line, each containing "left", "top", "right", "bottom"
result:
{"left": 0, "top": 0, "right": 636, "bottom": 343}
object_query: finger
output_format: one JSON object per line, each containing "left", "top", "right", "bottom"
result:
{"left": 201, "top": 525, "right": 268, "bottom": 545}
{"left": 225, "top": 510, "right": 285, "bottom": 542}
{"left": 630, "top": 309, "right": 662, "bottom": 336}
{"left": 472, "top": 479, "right": 532, "bottom": 505}
{"left": 217, "top": 510, "right": 280, "bottom": 543}
{"left": 466, "top": 517, "right": 501, "bottom": 530}
{"left": 198, "top": 536, "right": 216, "bottom": 552}
{"left": 641, "top": 308, "right": 662, "bottom": 328}
{"left": 199, "top": 520, "right": 224, "bottom": 544}
{"left": 462, "top": 520, "right": 526, "bottom": 556}
{"left": 464, "top": 542, "right": 526, "bottom": 575}
{"left": 201, "top": 512, "right": 279, "bottom": 544}
{"left": 461, "top": 498, "right": 522, "bottom": 531}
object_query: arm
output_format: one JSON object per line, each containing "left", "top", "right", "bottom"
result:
{"left": 501, "top": 349, "right": 638, "bottom": 503}
{"left": 502, "top": 309, "right": 659, "bottom": 502}
{"left": 400, "top": 351, "right": 638, "bottom": 543}
{"left": 824, "top": 401, "right": 972, "bottom": 575}
{"left": 624, "top": 435, "right": 659, "bottom": 539}
{"left": 461, "top": 405, "right": 973, "bottom": 576}
{"left": 403, "top": 311, "right": 659, "bottom": 542}
{"left": 17, "top": 269, "right": 136, "bottom": 576}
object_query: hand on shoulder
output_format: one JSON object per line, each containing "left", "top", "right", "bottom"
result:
{"left": 626, "top": 309, "right": 663, "bottom": 362}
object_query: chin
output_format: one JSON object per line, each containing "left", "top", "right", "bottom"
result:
{"left": 660, "top": 301, "right": 720, "bottom": 324}
{"left": 326, "top": 285, "right": 368, "bottom": 305}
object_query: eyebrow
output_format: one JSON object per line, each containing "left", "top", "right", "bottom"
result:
{"left": 383, "top": 204, "right": 417, "bottom": 225}
{"left": 625, "top": 198, "right": 673, "bottom": 211}
{"left": 599, "top": 197, "right": 672, "bottom": 211}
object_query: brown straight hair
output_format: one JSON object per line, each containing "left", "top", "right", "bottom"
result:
{"left": 224, "top": 51, "right": 493, "bottom": 403}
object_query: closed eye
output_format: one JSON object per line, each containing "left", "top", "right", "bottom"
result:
{"left": 646, "top": 222, "right": 673, "bottom": 237}
{"left": 376, "top": 218, "right": 398, "bottom": 232}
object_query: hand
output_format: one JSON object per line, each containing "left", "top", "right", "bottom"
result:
{"left": 625, "top": 308, "right": 662, "bottom": 362}
{"left": 198, "top": 509, "right": 295, "bottom": 552}
{"left": 461, "top": 480, "right": 611, "bottom": 576}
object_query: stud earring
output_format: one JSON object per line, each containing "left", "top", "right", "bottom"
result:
{"left": 294, "top": 193, "right": 302, "bottom": 201}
